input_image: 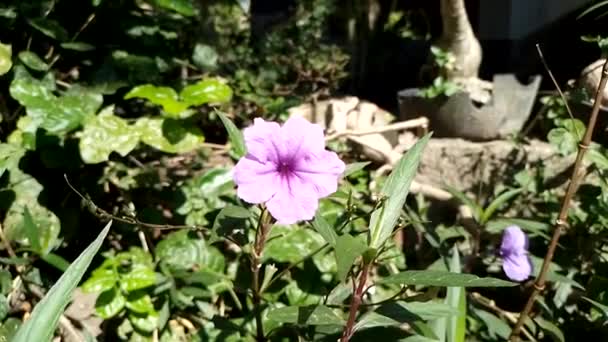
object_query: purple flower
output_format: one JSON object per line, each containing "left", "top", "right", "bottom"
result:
{"left": 233, "top": 116, "right": 345, "bottom": 224}
{"left": 500, "top": 225, "right": 533, "bottom": 282}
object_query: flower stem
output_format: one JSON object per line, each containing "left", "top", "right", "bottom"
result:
{"left": 508, "top": 59, "right": 608, "bottom": 341}
{"left": 252, "top": 208, "right": 273, "bottom": 342}
{"left": 340, "top": 261, "right": 372, "bottom": 342}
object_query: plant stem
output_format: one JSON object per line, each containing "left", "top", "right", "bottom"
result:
{"left": 340, "top": 261, "right": 372, "bottom": 342}
{"left": 508, "top": 59, "right": 608, "bottom": 341}
{"left": 252, "top": 208, "right": 273, "bottom": 342}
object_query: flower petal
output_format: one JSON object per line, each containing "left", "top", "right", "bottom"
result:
{"left": 500, "top": 225, "right": 528, "bottom": 256}
{"left": 280, "top": 116, "right": 326, "bottom": 159}
{"left": 243, "top": 118, "right": 281, "bottom": 163}
{"left": 265, "top": 174, "right": 318, "bottom": 224}
{"left": 233, "top": 156, "right": 279, "bottom": 204}
{"left": 294, "top": 150, "right": 345, "bottom": 198}
{"left": 502, "top": 253, "right": 533, "bottom": 282}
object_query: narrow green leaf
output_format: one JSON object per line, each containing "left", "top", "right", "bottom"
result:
{"left": 266, "top": 305, "right": 344, "bottom": 326}
{"left": 479, "top": 188, "right": 522, "bottom": 224}
{"left": 368, "top": 133, "right": 431, "bottom": 249}
{"left": 583, "top": 297, "right": 608, "bottom": 318}
{"left": 27, "top": 18, "right": 68, "bottom": 41}
{"left": 380, "top": 271, "right": 516, "bottom": 287}
{"left": 354, "top": 301, "right": 459, "bottom": 332}
{"left": 335, "top": 234, "right": 367, "bottom": 282}
{"left": 18, "top": 51, "right": 48, "bottom": 71}
{"left": 12, "top": 221, "right": 112, "bottom": 342}
{"left": 577, "top": 0, "right": 608, "bottom": 19}
{"left": 444, "top": 185, "right": 483, "bottom": 222}
{"left": 343, "top": 162, "right": 370, "bottom": 177}
{"left": 473, "top": 309, "right": 510, "bottom": 340}
{"left": 41, "top": 253, "right": 70, "bottom": 272}
{"left": 446, "top": 248, "right": 466, "bottom": 342}
{"left": 22, "top": 207, "right": 41, "bottom": 253}
{"left": 0, "top": 42, "right": 12, "bottom": 76}
{"left": 60, "top": 42, "right": 95, "bottom": 52}
{"left": 534, "top": 316, "right": 565, "bottom": 342}
{"left": 311, "top": 214, "right": 338, "bottom": 246}
{"left": 216, "top": 111, "right": 246, "bottom": 158}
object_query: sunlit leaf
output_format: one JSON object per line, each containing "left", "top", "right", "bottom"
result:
{"left": 480, "top": 188, "right": 523, "bottom": 224}
{"left": 156, "top": 230, "right": 208, "bottom": 272}
{"left": 0, "top": 42, "right": 11, "bottom": 76}
{"left": 311, "top": 214, "right": 338, "bottom": 247}
{"left": 18, "top": 51, "right": 48, "bottom": 71}
{"left": 135, "top": 117, "right": 204, "bottom": 153}
{"left": 60, "top": 42, "right": 95, "bottom": 51}
{"left": 343, "top": 162, "right": 370, "bottom": 177}
{"left": 151, "top": 0, "right": 196, "bottom": 16}
{"left": 217, "top": 111, "right": 246, "bottom": 158}
{"left": 79, "top": 106, "right": 140, "bottom": 163}
{"left": 264, "top": 226, "right": 325, "bottom": 264}
{"left": 126, "top": 292, "right": 155, "bottom": 314}
{"left": 129, "top": 310, "right": 160, "bottom": 333}
{"left": 368, "top": 133, "right": 431, "bottom": 249}
{"left": 380, "top": 271, "right": 516, "bottom": 287}
{"left": 180, "top": 78, "right": 233, "bottom": 107}
{"left": 95, "top": 287, "right": 126, "bottom": 319}
{"left": 192, "top": 43, "right": 218, "bottom": 70}
{"left": 120, "top": 267, "right": 157, "bottom": 293}
{"left": 82, "top": 268, "right": 118, "bottom": 293}
{"left": 267, "top": 305, "right": 344, "bottom": 326}
{"left": 12, "top": 221, "right": 112, "bottom": 342}
{"left": 124, "top": 84, "right": 190, "bottom": 116}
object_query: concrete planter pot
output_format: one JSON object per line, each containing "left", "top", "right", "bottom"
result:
{"left": 397, "top": 74, "right": 542, "bottom": 141}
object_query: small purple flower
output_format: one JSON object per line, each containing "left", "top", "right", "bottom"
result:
{"left": 233, "top": 116, "right": 345, "bottom": 224}
{"left": 500, "top": 225, "right": 533, "bottom": 282}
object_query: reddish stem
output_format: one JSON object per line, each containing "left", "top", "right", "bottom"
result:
{"left": 340, "top": 261, "right": 372, "bottom": 342}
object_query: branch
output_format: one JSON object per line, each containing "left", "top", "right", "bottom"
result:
{"left": 508, "top": 58, "right": 608, "bottom": 341}
{"left": 324, "top": 117, "right": 429, "bottom": 141}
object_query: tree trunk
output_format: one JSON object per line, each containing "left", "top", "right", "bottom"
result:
{"left": 437, "top": 0, "right": 482, "bottom": 80}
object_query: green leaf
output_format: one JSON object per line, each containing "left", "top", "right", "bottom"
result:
{"left": 27, "top": 18, "right": 68, "bottom": 41}
{"left": 354, "top": 301, "right": 458, "bottom": 332}
{"left": 343, "top": 162, "right": 370, "bottom": 177}
{"left": 473, "top": 309, "right": 510, "bottom": 340}
{"left": 211, "top": 205, "right": 250, "bottom": 243}
{"left": 152, "top": 0, "right": 196, "bottom": 16}
{"left": 156, "top": 230, "right": 208, "bottom": 272}
{"left": 126, "top": 292, "right": 155, "bottom": 314}
{"left": 192, "top": 43, "right": 218, "bottom": 71}
{"left": 335, "top": 234, "right": 367, "bottom": 282}
{"left": 18, "top": 51, "right": 48, "bottom": 71}
{"left": 444, "top": 185, "right": 483, "bottom": 222}
{"left": 12, "top": 221, "right": 112, "bottom": 342}
{"left": 41, "top": 253, "right": 70, "bottom": 272}
{"left": 311, "top": 214, "right": 338, "bottom": 247}
{"left": 82, "top": 268, "right": 118, "bottom": 293}
{"left": 368, "top": 133, "right": 431, "bottom": 249}
{"left": 534, "top": 316, "right": 565, "bottom": 342}
{"left": 135, "top": 117, "right": 204, "bottom": 154}
{"left": 95, "top": 287, "right": 126, "bottom": 319}
{"left": 380, "top": 271, "right": 516, "bottom": 287}
{"left": 548, "top": 127, "right": 578, "bottom": 156}
{"left": 263, "top": 226, "right": 325, "bottom": 264}
{"left": 129, "top": 310, "right": 159, "bottom": 333}
{"left": 0, "top": 42, "right": 11, "bottom": 76}
{"left": 121, "top": 267, "right": 157, "bottom": 293}
{"left": 583, "top": 297, "right": 608, "bottom": 318}
{"left": 60, "top": 42, "right": 95, "bottom": 51}
{"left": 479, "top": 188, "right": 523, "bottom": 224}
{"left": 0, "top": 144, "right": 24, "bottom": 178}
{"left": 0, "top": 318, "right": 21, "bottom": 341}
{"left": 266, "top": 305, "right": 344, "bottom": 326}
{"left": 22, "top": 207, "right": 42, "bottom": 254}
{"left": 180, "top": 78, "right": 233, "bottom": 107}
{"left": 446, "top": 248, "right": 466, "bottom": 342}
{"left": 217, "top": 111, "right": 246, "bottom": 158}
{"left": 79, "top": 106, "right": 139, "bottom": 163}
{"left": 124, "top": 84, "right": 190, "bottom": 116}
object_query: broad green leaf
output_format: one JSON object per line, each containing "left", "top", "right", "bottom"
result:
{"left": 82, "top": 268, "right": 118, "bottom": 293}
{"left": 12, "top": 221, "right": 112, "bottom": 342}
{"left": 126, "top": 292, "right": 155, "bottom": 314}
{"left": 192, "top": 43, "right": 218, "bottom": 70}
{"left": 473, "top": 308, "right": 510, "bottom": 340}
{"left": 380, "top": 271, "right": 516, "bottom": 287}
{"left": 18, "top": 51, "right": 48, "bottom": 71}
{"left": 211, "top": 205, "right": 250, "bottom": 243}
{"left": 266, "top": 305, "right": 344, "bottom": 326}
{"left": 263, "top": 226, "right": 325, "bottom": 264}
{"left": 135, "top": 117, "right": 204, "bottom": 153}
{"left": 180, "top": 78, "right": 233, "bottom": 107}
{"left": 129, "top": 311, "right": 159, "bottom": 333}
{"left": 0, "top": 42, "right": 11, "bottom": 75}
{"left": 79, "top": 106, "right": 140, "bottom": 163}
{"left": 60, "top": 42, "right": 95, "bottom": 51}
{"left": 548, "top": 127, "right": 577, "bottom": 156}
{"left": 0, "top": 144, "right": 23, "bottom": 178}
{"left": 95, "top": 287, "right": 126, "bottom": 319}
{"left": 27, "top": 18, "right": 68, "bottom": 41}
{"left": 335, "top": 234, "right": 367, "bottom": 282}
{"left": 156, "top": 230, "right": 207, "bottom": 272}
{"left": 311, "top": 214, "right": 338, "bottom": 246}
{"left": 124, "top": 84, "right": 189, "bottom": 116}
{"left": 217, "top": 111, "right": 246, "bottom": 158}
{"left": 121, "top": 267, "right": 157, "bottom": 293}
{"left": 285, "top": 281, "right": 322, "bottom": 306}
{"left": 368, "top": 133, "right": 431, "bottom": 249}
{"left": 479, "top": 188, "right": 522, "bottom": 224}
{"left": 343, "top": 162, "right": 370, "bottom": 177}
{"left": 586, "top": 145, "right": 608, "bottom": 170}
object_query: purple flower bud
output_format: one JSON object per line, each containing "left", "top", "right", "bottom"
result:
{"left": 500, "top": 225, "right": 533, "bottom": 282}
